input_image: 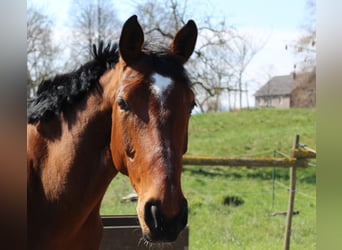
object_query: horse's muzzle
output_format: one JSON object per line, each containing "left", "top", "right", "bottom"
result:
{"left": 143, "top": 198, "right": 188, "bottom": 242}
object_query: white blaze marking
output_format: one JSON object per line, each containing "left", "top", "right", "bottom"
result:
{"left": 150, "top": 74, "right": 175, "bottom": 181}
{"left": 151, "top": 73, "right": 174, "bottom": 103}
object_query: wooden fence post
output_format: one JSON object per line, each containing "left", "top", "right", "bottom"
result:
{"left": 283, "top": 135, "right": 300, "bottom": 250}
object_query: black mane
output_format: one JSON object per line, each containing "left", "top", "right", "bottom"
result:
{"left": 27, "top": 42, "right": 119, "bottom": 124}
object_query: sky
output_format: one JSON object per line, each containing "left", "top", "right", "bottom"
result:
{"left": 28, "top": 0, "right": 311, "bottom": 107}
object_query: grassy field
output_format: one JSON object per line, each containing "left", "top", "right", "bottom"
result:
{"left": 101, "top": 108, "right": 316, "bottom": 249}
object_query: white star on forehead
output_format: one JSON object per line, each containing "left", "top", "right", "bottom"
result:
{"left": 150, "top": 73, "right": 174, "bottom": 104}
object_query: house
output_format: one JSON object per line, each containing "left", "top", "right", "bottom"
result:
{"left": 254, "top": 74, "right": 295, "bottom": 108}
{"left": 254, "top": 72, "right": 316, "bottom": 108}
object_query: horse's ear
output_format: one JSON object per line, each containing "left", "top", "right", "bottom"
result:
{"left": 119, "top": 15, "right": 144, "bottom": 65}
{"left": 169, "top": 20, "right": 198, "bottom": 63}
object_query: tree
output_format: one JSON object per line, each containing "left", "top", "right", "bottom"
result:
{"left": 27, "top": 7, "right": 59, "bottom": 97}
{"left": 190, "top": 27, "right": 237, "bottom": 112}
{"left": 289, "top": 0, "right": 316, "bottom": 71}
{"left": 229, "top": 34, "right": 264, "bottom": 109}
{"left": 70, "top": 0, "right": 121, "bottom": 63}
{"left": 286, "top": 0, "right": 316, "bottom": 107}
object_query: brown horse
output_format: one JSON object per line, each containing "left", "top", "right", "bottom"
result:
{"left": 27, "top": 15, "right": 197, "bottom": 249}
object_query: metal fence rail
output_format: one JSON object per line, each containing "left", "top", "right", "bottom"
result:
{"left": 182, "top": 155, "right": 309, "bottom": 167}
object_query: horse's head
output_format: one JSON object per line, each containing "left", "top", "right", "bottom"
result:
{"left": 108, "top": 15, "right": 197, "bottom": 242}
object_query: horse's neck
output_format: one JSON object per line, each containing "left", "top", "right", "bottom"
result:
{"left": 27, "top": 89, "right": 116, "bottom": 247}
{"left": 28, "top": 91, "right": 115, "bottom": 207}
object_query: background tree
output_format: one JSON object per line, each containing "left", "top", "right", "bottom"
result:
{"left": 70, "top": 0, "right": 121, "bottom": 63}
{"left": 286, "top": 0, "right": 316, "bottom": 108}
{"left": 190, "top": 26, "right": 236, "bottom": 112}
{"left": 27, "top": 7, "right": 59, "bottom": 97}
{"left": 286, "top": 0, "right": 315, "bottom": 72}
{"left": 230, "top": 34, "right": 264, "bottom": 109}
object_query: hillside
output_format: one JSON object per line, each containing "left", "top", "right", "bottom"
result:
{"left": 188, "top": 108, "right": 316, "bottom": 157}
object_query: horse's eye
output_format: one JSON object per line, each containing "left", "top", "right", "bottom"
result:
{"left": 189, "top": 101, "right": 197, "bottom": 114}
{"left": 117, "top": 98, "right": 130, "bottom": 111}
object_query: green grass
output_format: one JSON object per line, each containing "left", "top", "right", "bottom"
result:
{"left": 187, "top": 108, "right": 316, "bottom": 157}
{"left": 101, "top": 108, "right": 316, "bottom": 249}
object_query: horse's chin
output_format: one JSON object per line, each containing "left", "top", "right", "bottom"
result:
{"left": 138, "top": 216, "right": 179, "bottom": 243}
{"left": 142, "top": 231, "right": 178, "bottom": 243}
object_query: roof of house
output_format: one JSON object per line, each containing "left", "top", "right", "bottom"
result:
{"left": 254, "top": 74, "right": 296, "bottom": 97}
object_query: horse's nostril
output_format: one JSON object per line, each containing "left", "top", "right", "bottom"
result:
{"left": 150, "top": 205, "right": 158, "bottom": 229}
{"left": 144, "top": 200, "right": 161, "bottom": 232}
